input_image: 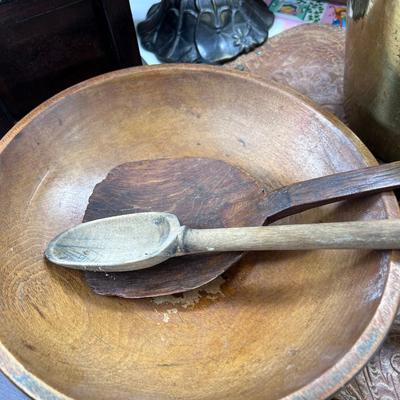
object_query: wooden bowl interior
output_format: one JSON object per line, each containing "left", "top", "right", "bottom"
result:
{"left": 0, "top": 66, "right": 398, "bottom": 400}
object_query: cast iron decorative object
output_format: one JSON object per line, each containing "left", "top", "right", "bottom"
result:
{"left": 137, "top": 0, "right": 274, "bottom": 64}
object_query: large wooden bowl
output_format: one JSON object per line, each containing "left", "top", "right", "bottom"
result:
{"left": 1, "top": 65, "right": 399, "bottom": 400}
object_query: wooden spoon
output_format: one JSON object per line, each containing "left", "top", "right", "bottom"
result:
{"left": 80, "top": 158, "right": 400, "bottom": 297}
{"left": 46, "top": 212, "right": 400, "bottom": 272}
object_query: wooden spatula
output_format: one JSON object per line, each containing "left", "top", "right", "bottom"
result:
{"left": 80, "top": 158, "right": 400, "bottom": 298}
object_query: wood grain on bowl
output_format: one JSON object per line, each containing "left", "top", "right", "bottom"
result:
{"left": 0, "top": 65, "right": 399, "bottom": 400}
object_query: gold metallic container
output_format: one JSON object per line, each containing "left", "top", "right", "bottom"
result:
{"left": 345, "top": 0, "right": 400, "bottom": 161}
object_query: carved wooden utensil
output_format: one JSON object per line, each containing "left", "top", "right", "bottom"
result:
{"left": 46, "top": 212, "right": 400, "bottom": 272}
{"left": 82, "top": 157, "right": 400, "bottom": 298}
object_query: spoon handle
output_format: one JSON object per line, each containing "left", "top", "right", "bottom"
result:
{"left": 182, "top": 220, "right": 400, "bottom": 252}
{"left": 261, "top": 161, "right": 400, "bottom": 223}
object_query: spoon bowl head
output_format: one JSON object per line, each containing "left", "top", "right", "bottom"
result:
{"left": 45, "top": 212, "right": 182, "bottom": 271}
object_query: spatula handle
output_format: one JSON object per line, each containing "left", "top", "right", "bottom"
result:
{"left": 182, "top": 220, "right": 400, "bottom": 252}
{"left": 261, "top": 162, "right": 400, "bottom": 223}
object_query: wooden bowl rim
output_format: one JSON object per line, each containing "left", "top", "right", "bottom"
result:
{"left": 1, "top": 64, "right": 399, "bottom": 400}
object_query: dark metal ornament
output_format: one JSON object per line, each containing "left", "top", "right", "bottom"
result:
{"left": 137, "top": 0, "right": 275, "bottom": 64}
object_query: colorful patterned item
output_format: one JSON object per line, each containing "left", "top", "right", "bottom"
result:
{"left": 265, "top": 0, "right": 347, "bottom": 28}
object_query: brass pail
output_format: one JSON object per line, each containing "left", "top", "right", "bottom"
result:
{"left": 345, "top": 0, "right": 400, "bottom": 161}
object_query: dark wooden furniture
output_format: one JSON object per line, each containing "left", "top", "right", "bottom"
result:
{"left": 0, "top": 0, "right": 142, "bottom": 137}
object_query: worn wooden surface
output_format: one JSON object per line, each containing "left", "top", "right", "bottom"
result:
{"left": 226, "top": 24, "right": 400, "bottom": 400}
{"left": 83, "top": 158, "right": 264, "bottom": 296}
{"left": 261, "top": 161, "right": 400, "bottom": 222}
{"left": 336, "top": 310, "right": 400, "bottom": 399}
{"left": 184, "top": 220, "right": 400, "bottom": 252}
{"left": 84, "top": 158, "right": 400, "bottom": 297}
{"left": 0, "top": 65, "right": 400, "bottom": 400}
{"left": 225, "top": 24, "right": 346, "bottom": 120}
{"left": 49, "top": 211, "right": 400, "bottom": 272}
